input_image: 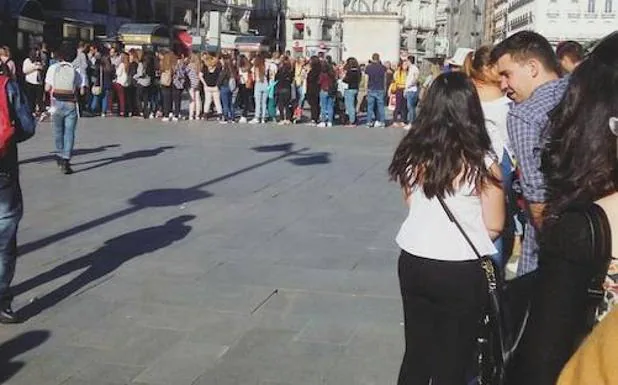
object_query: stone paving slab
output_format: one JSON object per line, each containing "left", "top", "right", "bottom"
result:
{"left": 0, "top": 116, "right": 406, "bottom": 385}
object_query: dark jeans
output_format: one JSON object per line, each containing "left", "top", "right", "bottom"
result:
{"left": 0, "top": 145, "right": 23, "bottom": 309}
{"left": 24, "top": 82, "right": 44, "bottom": 114}
{"left": 238, "top": 84, "right": 253, "bottom": 117}
{"left": 277, "top": 88, "right": 291, "bottom": 121}
{"left": 393, "top": 89, "right": 408, "bottom": 123}
{"left": 173, "top": 87, "right": 183, "bottom": 118}
{"left": 307, "top": 93, "right": 320, "bottom": 122}
{"left": 220, "top": 85, "right": 234, "bottom": 121}
{"left": 161, "top": 86, "right": 172, "bottom": 117}
{"left": 398, "top": 250, "right": 486, "bottom": 385}
{"left": 126, "top": 85, "right": 137, "bottom": 116}
{"left": 137, "top": 85, "right": 151, "bottom": 117}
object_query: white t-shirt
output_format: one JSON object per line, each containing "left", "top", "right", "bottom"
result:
{"left": 482, "top": 97, "right": 512, "bottom": 163}
{"left": 405, "top": 64, "right": 420, "bottom": 93}
{"left": 22, "top": 58, "right": 42, "bottom": 85}
{"left": 395, "top": 155, "right": 497, "bottom": 261}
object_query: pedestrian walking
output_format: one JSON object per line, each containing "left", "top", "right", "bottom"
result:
{"left": 45, "top": 44, "right": 84, "bottom": 175}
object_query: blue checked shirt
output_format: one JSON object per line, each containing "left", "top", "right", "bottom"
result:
{"left": 508, "top": 77, "right": 569, "bottom": 276}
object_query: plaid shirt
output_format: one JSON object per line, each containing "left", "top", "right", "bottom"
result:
{"left": 508, "top": 77, "right": 569, "bottom": 276}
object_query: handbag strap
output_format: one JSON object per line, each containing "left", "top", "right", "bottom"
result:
{"left": 437, "top": 194, "right": 484, "bottom": 260}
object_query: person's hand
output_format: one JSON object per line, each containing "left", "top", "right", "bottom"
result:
{"left": 80, "top": 87, "right": 86, "bottom": 96}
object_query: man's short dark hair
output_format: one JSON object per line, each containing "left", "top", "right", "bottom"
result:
{"left": 490, "top": 31, "right": 561, "bottom": 75}
{"left": 408, "top": 55, "right": 415, "bottom": 64}
{"left": 371, "top": 53, "right": 380, "bottom": 62}
{"left": 54, "top": 43, "right": 74, "bottom": 62}
{"left": 555, "top": 40, "right": 585, "bottom": 63}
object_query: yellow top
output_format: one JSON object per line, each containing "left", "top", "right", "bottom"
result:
{"left": 390, "top": 69, "right": 407, "bottom": 93}
{"left": 557, "top": 308, "right": 618, "bottom": 385}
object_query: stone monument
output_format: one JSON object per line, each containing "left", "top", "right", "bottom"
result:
{"left": 342, "top": 0, "right": 403, "bottom": 64}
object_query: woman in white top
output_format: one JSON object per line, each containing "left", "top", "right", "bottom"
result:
{"left": 113, "top": 52, "right": 130, "bottom": 117}
{"left": 388, "top": 71, "right": 505, "bottom": 385}
{"left": 465, "top": 46, "right": 515, "bottom": 272}
{"left": 22, "top": 47, "right": 45, "bottom": 115}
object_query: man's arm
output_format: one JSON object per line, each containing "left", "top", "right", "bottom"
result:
{"left": 508, "top": 113, "right": 547, "bottom": 229}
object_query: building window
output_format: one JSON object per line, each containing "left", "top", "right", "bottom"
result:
{"left": 588, "top": 0, "right": 596, "bottom": 12}
{"left": 92, "top": 0, "right": 109, "bottom": 14}
{"left": 605, "top": 0, "right": 613, "bottom": 11}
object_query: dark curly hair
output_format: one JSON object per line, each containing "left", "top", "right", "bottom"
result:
{"left": 542, "top": 31, "right": 618, "bottom": 218}
{"left": 388, "top": 71, "right": 499, "bottom": 198}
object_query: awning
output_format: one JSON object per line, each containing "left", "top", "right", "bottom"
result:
{"left": 235, "top": 35, "right": 268, "bottom": 51}
{"left": 118, "top": 23, "right": 170, "bottom": 46}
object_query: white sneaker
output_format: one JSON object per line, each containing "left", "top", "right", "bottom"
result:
{"left": 249, "top": 118, "right": 259, "bottom": 124}
{"left": 374, "top": 121, "right": 385, "bottom": 128}
{"left": 172, "top": 117, "right": 179, "bottom": 122}
{"left": 162, "top": 117, "right": 170, "bottom": 122}
{"left": 327, "top": 122, "right": 333, "bottom": 127}
{"left": 317, "top": 122, "right": 327, "bottom": 128}
{"left": 189, "top": 116, "right": 195, "bottom": 121}
{"left": 239, "top": 116, "right": 248, "bottom": 123}
{"left": 100, "top": 113, "right": 106, "bottom": 118}
{"left": 403, "top": 124, "right": 412, "bottom": 131}
{"left": 149, "top": 113, "right": 155, "bottom": 119}
{"left": 219, "top": 120, "right": 228, "bottom": 124}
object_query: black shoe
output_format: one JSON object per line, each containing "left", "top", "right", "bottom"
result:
{"left": 61, "top": 159, "right": 74, "bottom": 175}
{"left": 0, "top": 307, "right": 22, "bottom": 324}
{"left": 56, "top": 157, "right": 63, "bottom": 168}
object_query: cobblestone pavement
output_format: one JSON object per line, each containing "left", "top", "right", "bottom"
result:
{"left": 0, "top": 116, "right": 409, "bottom": 385}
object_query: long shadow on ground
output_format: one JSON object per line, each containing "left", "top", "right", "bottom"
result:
{"left": 19, "top": 145, "right": 121, "bottom": 165}
{"left": 0, "top": 330, "right": 50, "bottom": 383}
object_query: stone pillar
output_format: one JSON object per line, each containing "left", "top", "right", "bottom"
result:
{"left": 406, "top": 28, "right": 417, "bottom": 54}
{"left": 342, "top": 13, "right": 402, "bottom": 63}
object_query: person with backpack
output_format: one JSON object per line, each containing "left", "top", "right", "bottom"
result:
{"left": 0, "top": 59, "right": 36, "bottom": 323}
{"left": 44, "top": 44, "right": 84, "bottom": 175}
{"left": 159, "top": 51, "right": 176, "bottom": 122}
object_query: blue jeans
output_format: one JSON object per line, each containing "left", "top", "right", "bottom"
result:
{"left": 319, "top": 91, "right": 334, "bottom": 123}
{"left": 491, "top": 150, "right": 515, "bottom": 271}
{"left": 344, "top": 89, "right": 358, "bottom": 124}
{"left": 0, "top": 153, "right": 23, "bottom": 308}
{"left": 52, "top": 101, "right": 78, "bottom": 160}
{"left": 367, "top": 89, "right": 385, "bottom": 124}
{"left": 89, "top": 88, "right": 111, "bottom": 114}
{"left": 294, "top": 84, "right": 305, "bottom": 108}
{"left": 220, "top": 86, "right": 234, "bottom": 120}
{"left": 254, "top": 82, "right": 268, "bottom": 120}
{"left": 405, "top": 90, "right": 419, "bottom": 123}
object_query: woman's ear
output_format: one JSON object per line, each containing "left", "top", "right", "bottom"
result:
{"left": 609, "top": 117, "right": 618, "bottom": 136}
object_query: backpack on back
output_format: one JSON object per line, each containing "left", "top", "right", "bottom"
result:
{"left": 52, "top": 63, "right": 76, "bottom": 94}
{"left": 0, "top": 76, "right": 35, "bottom": 148}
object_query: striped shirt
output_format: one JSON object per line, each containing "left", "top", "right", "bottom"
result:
{"left": 508, "top": 76, "right": 569, "bottom": 276}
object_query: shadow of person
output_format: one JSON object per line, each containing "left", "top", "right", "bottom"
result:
{"left": 0, "top": 330, "right": 50, "bottom": 383}
{"left": 73, "top": 146, "right": 175, "bottom": 173}
{"left": 14, "top": 215, "right": 195, "bottom": 320}
{"left": 19, "top": 145, "right": 121, "bottom": 165}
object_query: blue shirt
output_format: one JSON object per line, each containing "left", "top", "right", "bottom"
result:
{"left": 507, "top": 76, "right": 569, "bottom": 276}
{"left": 365, "top": 62, "right": 386, "bottom": 91}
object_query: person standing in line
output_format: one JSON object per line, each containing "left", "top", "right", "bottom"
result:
{"left": 275, "top": 56, "right": 293, "bottom": 125}
{"left": 22, "top": 47, "right": 45, "bottom": 117}
{"left": 237, "top": 56, "right": 253, "bottom": 123}
{"left": 171, "top": 54, "right": 188, "bottom": 121}
{"left": 266, "top": 52, "right": 280, "bottom": 121}
{"left": 556, "top": 40, "right": 585, "bottom": 74}
{"left": 389, "top": 71, "right": 504, "bottom": 385}
{"left": 250, "top": 55, "right": 268, "bottom": 124}
{"left": 0, "top": 47, "right": 16, "bottom": 80}
{"left": 465, "top": 45, "right": 515, "bottom": 272}
{"left": 0, "top": 63, "right": 36, "bottom": 324}
{"left": 342, "top": 57, "right": 361, "bottom": 127}
{"left": 135, "top": 51, "right": 154, "bottom": 119}
{"left": 356, "top": 64, "right": 368, "bottom": 118}
{"left": 159, "top": 51, "right": 176, "bottom": 122}
{"left": 365, "top": 53, "right": 387, "bottom": 128}
{"left": 187, "top": 53, "right": 203, "bottom": 121}
{"left": 45, "top": 44, "right": 84, "bottom": 175}
{"left": 390, "top": 60, "right": 409, "bottom": 128}
{"left": 126, "top": 49, "right": 139, "bottom": 118}
{"left": 306, "top": 56, "right": 321, "bottom": 125}
{"left": 112, "top": 52, "right": 129, "bottom": 117}
{"left": 73, "top": 42, "right": 91, "bottom": 116}
{"left": 404, "top": 56, "right": 420, "bottom": 129}
{"left": 293, "top": 57, "right": 306, "bottom": 112}
{"left": 218, "top": 56, "right": 237, "bottom": 124}
{"left": 317, "top": 62, "right": 336, "bottom": 128}
{"left": 200, "top": 55, "right": 222, "bottom": 121}
{"left": 491, "top": 31, "right": 569, "bottom": 277}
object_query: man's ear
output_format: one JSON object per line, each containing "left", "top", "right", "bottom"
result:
{"left": 527, "top": 58, "right": 540, "bottom": 78}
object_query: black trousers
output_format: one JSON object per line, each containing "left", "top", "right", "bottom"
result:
{"left": 136, "top": 85, "right": 151, "bottom": 118}
{"left": 238, "top": 84, "right": 253, "bottom": 117}
{"left": 397, "top": 250, "right": 486, "bottom": 385}
{"left": 24, "top": 83, "right": 44, "bottom": 114}
{"left": 277, "top": 88, "right": 291, "bottom": 121}
{"left": 307, "top": 93, "right": 320, "bottom": 122}
{"left": 172, "top": 87, "right": 183, "bottom": 117}
{"left": 505, "top": 254, "right": 594, "bottom": 385}
{"left": 161, "top": 86, "right": 172, "bottom": 117}
{"left": 125, "top": 85, "right": 137, "bottom": 116}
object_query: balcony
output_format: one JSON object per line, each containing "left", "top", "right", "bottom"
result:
{"left": 509, "top": 11, "right": 532, "bottom": 28}
{"left": 508, "top": 0, "right": 534, "bottom": 12}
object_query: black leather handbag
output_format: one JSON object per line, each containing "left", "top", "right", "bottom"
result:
{"left": 437, "top": 195, "right": 536, "bottom": 385}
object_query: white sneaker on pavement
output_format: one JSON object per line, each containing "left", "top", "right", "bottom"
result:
{"left": 317, "top": 122, "right": 327, "bottom": 128}
{"left": 326, "top": 122, "right": 333, "bottom": 127}
{"left": 249, "top": 118, "right": 260, "bottom": 124}
{"left": 374, "top": 121, "right": 385, "bottom": 128}
{"left": 239, "top": 116, "right": 248, "bottom": 123}
{"left": 403, "top": 124, "right": 412, "bottom": 131}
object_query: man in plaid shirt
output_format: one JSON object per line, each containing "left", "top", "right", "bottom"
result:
{"left": 491, "top": 31, "right": 569, "bottom": 276}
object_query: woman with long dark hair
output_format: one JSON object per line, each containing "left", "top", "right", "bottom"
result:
{"left": 507, "top": 31, "right": 618, "bottom": 385}
{"left": 342, "top": 57, "right": 361, "bottom": 126}
{"left": 275, "top": 55, "right": 293, "bottom": 124}
{"left": 251, "top": 55, "right": 268, "bottom": 123}
{"left": 218, "top": 56, "right": 237, "bottom": 123}
{"left": 22, "top": 47, "right": 45, "bottom": 116}
{"left": 135, "top": 51, "right": 154, "bottom": 119}
{"left": 306, "top": 56, "right": 321, "bottom": 125}
{"left": 90, "top": 55, "right": 114, "bottom": 117}
{"left": 389, "top": 71, "right": 504, "bottom": 385}
{"left": 317, "top": 62, "right": 336, "bottom": 127}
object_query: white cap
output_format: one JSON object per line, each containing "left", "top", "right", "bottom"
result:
{"left": 447, "top": 48, "right": 474, "bottom": 67}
